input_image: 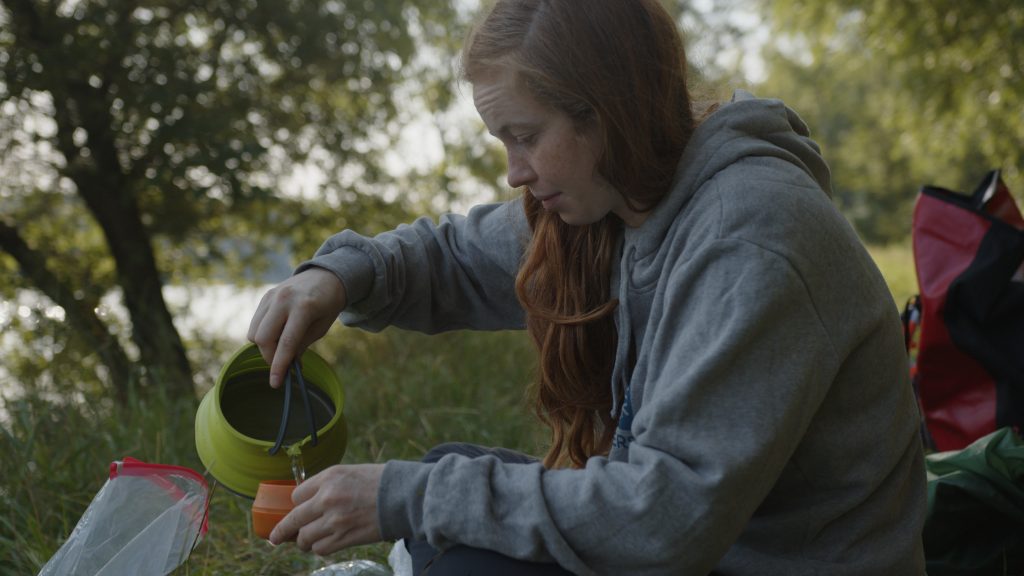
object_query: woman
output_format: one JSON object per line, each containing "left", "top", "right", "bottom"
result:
{"left": 247, "top": 0, "right": 927, "bottom": 574}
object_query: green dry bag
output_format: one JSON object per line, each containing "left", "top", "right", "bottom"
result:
{"left": 924, "top": 427, "right": 1024, "bottom": 575}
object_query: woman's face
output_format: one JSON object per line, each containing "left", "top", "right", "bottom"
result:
{"left": 473, "top": 68, "right": 646, "bottom": 227}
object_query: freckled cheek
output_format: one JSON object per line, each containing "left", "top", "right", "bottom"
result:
{"left": 536, "top": 144, "right": 575, "bottom": 184}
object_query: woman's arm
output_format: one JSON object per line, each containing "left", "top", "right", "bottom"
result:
{"left": 249, "top": 199, "right": 529, "bottom": 387}
{"left": 301, "top": 200, "right": 529, "bottom": 333}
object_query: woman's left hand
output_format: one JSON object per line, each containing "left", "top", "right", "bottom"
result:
{"left": 269, "top": 464, "right": 385, "bottom": 555}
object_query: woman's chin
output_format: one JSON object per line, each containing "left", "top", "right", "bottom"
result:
{"left": 556, "top": 211, "right": 601, "bottom": 227}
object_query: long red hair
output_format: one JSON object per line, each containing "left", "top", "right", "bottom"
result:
{"left": 463, "top": 0, "right": 697, "bottom": 468}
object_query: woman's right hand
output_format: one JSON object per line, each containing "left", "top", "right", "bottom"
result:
{"left": 247, "top": 267, "right": 348, "bottom": 388}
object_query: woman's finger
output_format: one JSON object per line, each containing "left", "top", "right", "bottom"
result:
{"left": 246, "top": 290, "right": 270, "bottom": 344}
{"left": 268, "top": 324, "right": 300, "bottom": 389}
{"left": 295, "top": 512, "right": 343, "bottom": 552}
{"left": 309, "top": 525, "right": 350, "bottom": 556}
{"left": 251, "top": 292, "right": 294, "bottom": 388}
{"left": 269, "top": 496, "right": 321, "bottom": 545}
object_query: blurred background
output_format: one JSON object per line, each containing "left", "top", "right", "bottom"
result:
{"left": 1, "top": 0, "right": 1021, "bottom": 573}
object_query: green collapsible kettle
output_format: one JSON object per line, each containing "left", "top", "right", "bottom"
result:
{"left": 195, "top": 343, "right": 347, "bottom": 498}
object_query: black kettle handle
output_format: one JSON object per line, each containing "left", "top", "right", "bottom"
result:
{"left": 268, "top": 360, "right": 319, "bottom": 456}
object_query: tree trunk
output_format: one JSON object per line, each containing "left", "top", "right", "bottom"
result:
{"left": 76, "top": 173, "right": 197, "bottom": 397}
{"left": 62, "top": 101, "right": 197, "bottom": 397}
{"left": 7, "top": 0, "right": 196, "bottom": 398}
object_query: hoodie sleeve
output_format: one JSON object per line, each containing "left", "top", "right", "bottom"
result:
{"left": 376, "top": 237, "right": 840, "bottom": 575}
{"left": 295, "top": 200, "right": 528, "bottom": 333}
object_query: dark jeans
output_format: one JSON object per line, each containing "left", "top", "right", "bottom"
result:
{"left": 404, "top": 443, "right": 575, "bottom": 576}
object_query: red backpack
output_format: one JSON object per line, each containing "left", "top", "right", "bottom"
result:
{"left": 905, "top": 170, "right": 1024, "bottom": 452}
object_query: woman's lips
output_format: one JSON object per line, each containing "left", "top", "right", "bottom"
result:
{"left": 536, "top": 192, "right": 561, "bottom": 210}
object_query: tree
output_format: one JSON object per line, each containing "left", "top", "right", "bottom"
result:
{"left": 752, "top": 0, "right": 1023, "bottom": 243}
{"left": 0, "top": 0, "right": 464, "bottom": 399}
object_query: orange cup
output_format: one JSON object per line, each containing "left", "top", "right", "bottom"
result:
{"left": 252, "top": 480, "right": 296, "bottom": 539}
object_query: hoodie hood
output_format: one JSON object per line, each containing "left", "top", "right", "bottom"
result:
{"left": 624, "top": 90, "right": 833, "bottom": 257}
{"left": 608, "top": 90, "right": 833, "bottom": 419}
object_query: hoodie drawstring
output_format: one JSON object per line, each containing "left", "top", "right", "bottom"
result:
{"left": 610, "top": 245, "right": 636, "bottom": 421}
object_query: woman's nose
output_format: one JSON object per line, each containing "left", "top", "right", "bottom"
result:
{"left": 506, "top": 149, "right": 536, "bottom": 189}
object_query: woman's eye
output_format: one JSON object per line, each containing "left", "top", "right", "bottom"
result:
{"left": 513, "top": 133, "right": 536, "bottom": 145}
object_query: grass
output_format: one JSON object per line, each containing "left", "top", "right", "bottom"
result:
{"left": 1, "top": 243, "right": 916, "bottom": 575}
{"left": 867, "top": 241, "right": 918, "bottom": 308}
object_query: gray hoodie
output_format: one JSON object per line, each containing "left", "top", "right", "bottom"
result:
{"left": 298, "top": 91, "right": 927, "bottom": 575}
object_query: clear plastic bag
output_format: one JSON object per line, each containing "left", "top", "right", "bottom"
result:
{"left": 38, "top": 457, "right": 210, "bottom": 576}
{"left": 388, "top": 539, "right": 413, "bottom": 576}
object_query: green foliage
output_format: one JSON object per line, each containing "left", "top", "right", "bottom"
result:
{"left": 1, "top": 328, "right": 540, "bottom": 575}
{"left": 867, "top": 242, "right": 917, "bottom": 307}
{"left": 0, "top": 0, "right": 455, "bottom": 276}
{"left": 753, "top": 0, "right": 1024, "bottom": 243}
{"left": 0, "top": 0, "right": 485, "bottom": 398}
